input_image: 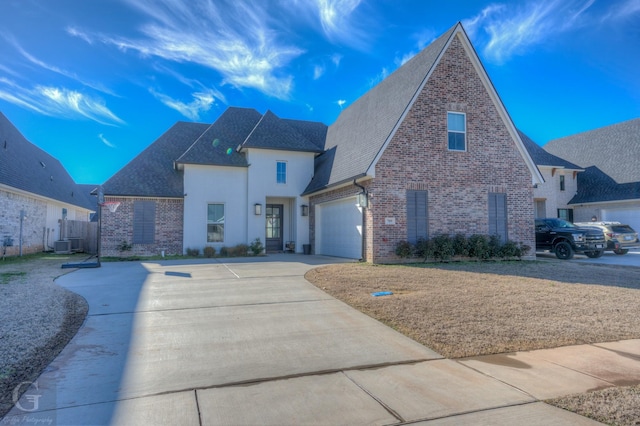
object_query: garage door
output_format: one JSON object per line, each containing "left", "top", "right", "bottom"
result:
{"left": 602, "top": 207, "right": 640, "bottom": 234}
{"left": 317, "top": 197, "right": 362, "bottom": 259}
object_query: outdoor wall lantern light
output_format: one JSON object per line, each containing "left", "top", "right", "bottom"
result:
{"left": 254, "top": 203, "right": 262, "bottom": 215}
{"left": 301, "top": 205, "right": 309, "bottom": 216}
{"left": 357, "top": 192, "right": 368, "bottom": 208}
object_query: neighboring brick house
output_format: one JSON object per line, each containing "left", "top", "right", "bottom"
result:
{"left": 100, "top": 22, "right": 543, "bottom": 261}
{"left": 544, "top": 118, "right": 640, "bottom": 232}
{"left": 0, "top": 112, "right": 95, "bottom": 256}
{"left": 519, "top": 131, "right": 584, "bottom": 221}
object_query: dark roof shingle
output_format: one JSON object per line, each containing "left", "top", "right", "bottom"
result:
{"left": 544, "top": 118, "right": 640, "bottom": 184}
{"left": 570, "top": 166, "right": 640, "bottom": 204}
{"left": 518, "top": 130, "right": 582, "bottom": 169}
{"left": 0, "top": 112, "right": 95, "bottom": 210}
{"left": 241, "top": 110, "right": 323, "bottom": 153}
{"left": 102, "top": 121, "right": 210, "bottom": 197}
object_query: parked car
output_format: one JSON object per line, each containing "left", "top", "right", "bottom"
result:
{"left": 535, "top": 218, "right": 606, "bottom": 260}
{"left": 573, "top": 221, "right": 639, "bottom": 255}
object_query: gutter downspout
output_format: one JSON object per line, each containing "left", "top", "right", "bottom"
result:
{"left": 353, "top": 179, "right": 366, "bottom": 262}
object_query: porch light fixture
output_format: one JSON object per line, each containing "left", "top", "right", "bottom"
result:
{"left": 301, "top": 204, "right": 309, "bottom": 216}
{"left": 357, "top": 192, "right": 368, "bottom": 208}
{"left": 254, "top": 203, "right": 262, "bottom": 215}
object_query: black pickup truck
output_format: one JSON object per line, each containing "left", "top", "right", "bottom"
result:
{"left": 535, "top": 218, "right": 606, "bottom": 260}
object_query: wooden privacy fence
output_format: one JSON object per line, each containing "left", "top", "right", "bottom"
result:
{"left": 59, "top": 220, "right": 98, "bottom": 254}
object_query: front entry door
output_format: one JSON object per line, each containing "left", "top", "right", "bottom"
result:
{"left": 266, "top": 204, "right": 283, "bottom": 252}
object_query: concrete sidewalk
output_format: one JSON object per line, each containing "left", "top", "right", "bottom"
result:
{"left": 5, "top": 255, "right": 634, "bottom": 425}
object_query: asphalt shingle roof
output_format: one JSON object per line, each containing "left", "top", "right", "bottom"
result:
{"left": 102, "top": 121, "right": 210, "bottom": 197}
{"left": 104, "top": 107, "right": 327, "bottom": 197}
{"left": 303, "top": 24, "right": 457, "bottom": 194}
{"left": 544, "top": 118, "right": 640, "bottom": 184}
{"left": 176, "top": 107, "right": 262, "bottom": 167}
{"left": 242, "top": 110, "right": 323, "bottom": 153}
{"left": 569, "top": 166, "right": 640, "bottom": 204}
{"left": 518, "top": 130, "right": 582, "bottom": 169}
{"left": 0, "top": 112, "right": 95, "bottom": 210}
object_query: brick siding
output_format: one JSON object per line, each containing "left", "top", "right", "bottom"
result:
{"left": 0, "top": 189, "right": 47, "bottom": 256}
{"left": 100, "top": 197, "right": 184, "bottom": 257}
{"left": 311, "top": 35, "right": 535, "bottom": 263}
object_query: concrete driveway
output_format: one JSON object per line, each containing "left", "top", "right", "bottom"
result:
{"left": 537, "top": 250, "right": 640, "bottom": 266}
{"left": 7, "top": 255, "right": 601, "bottom": 425}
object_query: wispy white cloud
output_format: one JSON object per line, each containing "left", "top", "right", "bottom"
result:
{"left": 601, "top": 0, "right": 640, "bottom": 21}
{"left": 150, "top": 88, "right": 216, "bottom": 120}
{"left": 314, "top": 0, "right": 364, "bottom": 44}
{"left": 69, "top": 0, "right": 303, "bottom": 99}
{"left": 313, "top": 65, "right": 325, "bottom": 80}
{"left": 153, "top": 64, "right": 228, "bottom": 104}
{"left": 463, "top": 0, "right": 596, "bottom": 64}
{"left": 0, "top": 79, "right": 125, "bottom": 125}
{"left": 98, "top": 133, "right": 116, "bottom": 148}
{"left": 368, "top": 68, "right": 389, "bottom": 88}
{"left": 5, "top": 34, "right": 117, "bottom": 96}
{"left": 336, "top": 99, "right": 346, "bottom": 108}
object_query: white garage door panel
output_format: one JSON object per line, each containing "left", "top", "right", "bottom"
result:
{"left": 318, "top": 198, "right": 362, "bottom": 259}
{"left": 602, "top": 208, "right": 640, "bottom": 233}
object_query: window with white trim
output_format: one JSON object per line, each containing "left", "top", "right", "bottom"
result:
{"left": 447, "top": 112, "right": 466, "bottom": 151}
{"left": 276, "top": 161, "right": 287, "bottom": 184}
{"left": 207, "top": 203, "right": 224, "bottom": 242}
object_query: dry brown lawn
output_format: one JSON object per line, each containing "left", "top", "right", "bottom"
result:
{"left": 305, "top": 260, "right": 640, "bottom": 358}
{"left": 306, "top": 260, "right": 640, "bottom": 425}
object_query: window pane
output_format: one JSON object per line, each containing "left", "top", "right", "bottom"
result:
{"left": 277, "top": 161, "right": 286, "bottom": 184}
{"left": 448, "top": 132, "right": 466, "bottom": 151}
{"left": 208, "top": 204, "right": 224, "bottom": 222}
{"left": 447, "top": 112, "right": 465, "bottom": 132}
{"left": 207, "top": 204, "right": 224, "bottom": 242}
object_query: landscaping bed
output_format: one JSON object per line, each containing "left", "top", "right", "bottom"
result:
{"left": 0, "top": 254, "right": 88, "bottom": 418}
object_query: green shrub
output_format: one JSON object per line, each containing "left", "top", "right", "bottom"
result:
{"left": 415, "top": 237, "right": 435, "bottom": 262}
{"left": 185, "top": 247, "right": 200, "bottom": 257}
{"left": 219, "top": 246, "right": 229, "bottom": 257}
{"left": 468, "top": 234, "right": 490, "bottom": 260}
{"left": 234, "top": 244, "right": 249, "bottom": 257}
{"left": 249, "top": 238, "right": 264, "bottom": 256}
{"left": 488, "top": 235, "right": 502, "bottom": 258}
{"left": 432, "top": 234, "right": 454, "bottom": 262}
{"left": 498, "top": 240, "right": 518, "bottom": 258}
{"left": 117, "top": 240, "right": 132, "bottom": 252}
{"left": 395, "top": 240, "right": 414, "bottom": 258}
{"left": 452, "top": 233, "right": 469, "bottom": 257}
{"left": 203, "top": 246, "right": 216, "bottom": 258}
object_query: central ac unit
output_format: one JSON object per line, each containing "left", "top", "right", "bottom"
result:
{"left": 54, "top": 240, "right": 71, "bottom": 254}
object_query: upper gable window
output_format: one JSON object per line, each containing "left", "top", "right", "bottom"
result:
{"left": 447, "top": 112, "right": 466, "bottom": 151}
{"left": 276, "top": 161, "right": 287, "bottom": 184}
{"left": 559, "top": 175, "right": 565, "bottom": 191}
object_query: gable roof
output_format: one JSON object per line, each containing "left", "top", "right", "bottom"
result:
{"left": 104, "top": 107, "right": 327, "bottom": 197}
{"left": 241, "top": 110, "right": 323, "bottom": 153}
{"left": 518, "top": 130, "right": 582, "bottom": 170}
{"left": 176, "top": 107, "right": 262, "bottom": 167}
{"left": 544, "top": 118, "right": 640, "bottom": 184}
{"left": 569, "top": 166, "right": 640, "bottom": 205}
{"left": 102, "top": 121, "right": 210, "bottom": 197}
{"left": 0, "top": 112, "right": 94, "bottom": 210}
{"left": 304, "top": 23, "right": 542, "bottom": 194}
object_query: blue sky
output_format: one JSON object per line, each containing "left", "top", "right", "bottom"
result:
{"left": 1, "top": 0, "right": 639, "bottom": 184}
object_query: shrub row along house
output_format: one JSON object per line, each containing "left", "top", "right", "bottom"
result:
{"left": 0, "top": 112, "right": 95, "bottom": 256}
{"left": 99, "top": 23, "right": 544, "bottom": 262}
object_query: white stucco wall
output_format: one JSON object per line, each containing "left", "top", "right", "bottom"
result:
{"left": 533, "top": 167, "right": 579, "bottom": 217}
{"left": 183, "top": 164, "right": 248, "bottom": 251}
{"left": 246, "top": 148, "right": 315, "bottom": 252}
